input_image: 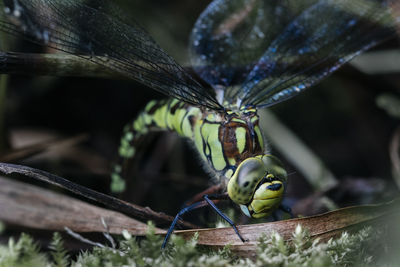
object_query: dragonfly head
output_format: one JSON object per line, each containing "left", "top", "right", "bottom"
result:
{"left": 227, "top": 155, "right": 287, "bottom": 218}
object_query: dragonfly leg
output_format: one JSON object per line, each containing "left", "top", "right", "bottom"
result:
{"left": 162, "top": 193, "right": 245, "bottom": 248}
{"left": 271, "top": 204, "right": 294, "bottom": 221}
{"left": 203, "top": 194, "right": 246, "bottom": 243}
{"left": 162, "top": 201, "right": 207, "bottom": 249}
{"left": 272, "top": 212, "right": 279, "bottom": 221}
{"left": 279, "top": 204, "right": 294, "bottom": 218}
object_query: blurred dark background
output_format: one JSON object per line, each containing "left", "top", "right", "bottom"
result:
{"left": 0, "top": 0, "right": 399, "bottom": 238}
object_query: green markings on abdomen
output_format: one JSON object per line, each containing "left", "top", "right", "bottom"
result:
{"left": 111, "top": 98, "right": 202, "bottom": 192}
{"left": 119, "top": 99, "right": 191, "bottom": 160}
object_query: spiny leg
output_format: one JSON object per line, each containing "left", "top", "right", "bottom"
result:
{"left": 279, "top": 204, "right": 294, "bottom": 218}
{"left": 162, "top": 194, "right": 246, "bottom": 248}
{"left": 272, "top": 204, "right": 295, "bottom": 221}
{"left": 203, "top": 194, "right": 246, "bottom": 243}
{"left": 162, "top": 201, "right": 208, "bottom": 249}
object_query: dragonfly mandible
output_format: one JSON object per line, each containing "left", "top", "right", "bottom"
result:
{"left": 0, "top": 0, "right": 399, "bottom": 247}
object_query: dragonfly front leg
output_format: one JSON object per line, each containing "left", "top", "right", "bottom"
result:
{"left": 279, "top": 204, "right": 294, "bottom": 218}
{"left": 272, "top": 204, "right": 295, "bottom": 221}
{"left": 162, "top": 200, "right": 208, "bottom": 249}
{"left": 203, "top": 194, "right": 246, "bottom": 243}
{"left": 162, "top": 193, "right": 246, "bottom": 249}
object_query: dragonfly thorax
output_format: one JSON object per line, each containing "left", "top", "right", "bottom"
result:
{"left": 193, "top": 105, "right": 265, "bottom": 180}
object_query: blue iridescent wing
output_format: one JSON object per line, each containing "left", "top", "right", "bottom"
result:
{"left": 0, "top": 0, "right": 223, "bottom": 111}
{"left": 190, "top": 0, "right": 399, "bottom": 108}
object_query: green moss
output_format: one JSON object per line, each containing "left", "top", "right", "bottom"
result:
{"left": 0, "top": 233, "right": 48, "bottom": 267}
{"left": 0, "top": 224, "right": 397, "bottom": 267}
{"left": 49, "top": 232, "right": 69, "bottom": 267}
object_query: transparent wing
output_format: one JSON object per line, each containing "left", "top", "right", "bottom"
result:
{"left": 190, "top": 0, "right": 399, "bottom": 108}
{"left": 190, "top": 0, "right": 318, "bottom": 102}
{"left": 0, "top": 0, "right": 223, "bottom": 110}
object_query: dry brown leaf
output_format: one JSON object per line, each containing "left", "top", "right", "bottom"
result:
{"left": 174, "top": 198, "right": 400, "bottom": 257}
{"left": 0, "top": 163, "right": 197, "bottom": 229}
{"left": 0, "top": 176, "right": 165, "bottom": 235}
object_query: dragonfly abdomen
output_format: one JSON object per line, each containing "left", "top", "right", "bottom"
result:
{"left": 111, "top": 98, "right": 202, "bottom": 190}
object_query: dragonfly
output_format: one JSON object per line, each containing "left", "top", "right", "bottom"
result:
{"left": 0, "top": 0, "right": 399, "bottom": 248}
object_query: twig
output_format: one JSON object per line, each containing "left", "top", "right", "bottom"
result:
{"left": 0, "top": 162, "right": 198, "bottom": 229}
{"left": 65, "top": 227, "right": 124, "bottom": 256}
{"left": 101, "top": 218, "right": 116, "bottom": 249}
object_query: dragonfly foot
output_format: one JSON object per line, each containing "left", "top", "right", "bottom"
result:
{"left": 279, "top": 204, "right": 294, "bottom": 218}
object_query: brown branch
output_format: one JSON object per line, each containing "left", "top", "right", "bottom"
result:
{"left": 0, "top": 176, "right": 164, "bottom": 235}
{"left": 0, "top": 163, "right": 197, "bottom": 229}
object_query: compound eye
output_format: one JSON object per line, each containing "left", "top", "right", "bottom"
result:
{"left": 227, "top": 158, "right": 266, "bottom": 204}
{"left": 236, "top": 158, "right": 264, "bottom": 188}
